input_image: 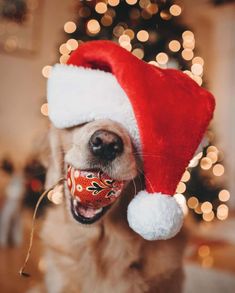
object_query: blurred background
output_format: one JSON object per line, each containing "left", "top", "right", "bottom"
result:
{"left": 0, "top": 0, "right": 235, "bottom": 292}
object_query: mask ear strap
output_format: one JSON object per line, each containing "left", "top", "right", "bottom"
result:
{"left": 19, "top": 178, "right": 65, "bottom": 278}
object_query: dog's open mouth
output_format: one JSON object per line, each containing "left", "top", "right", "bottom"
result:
{"left": 70, "top": 198, "right": 111, "bottom": 224}
{"left": 67, "top": 165, "right": 124, "bottom": 224}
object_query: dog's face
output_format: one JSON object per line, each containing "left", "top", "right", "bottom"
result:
{"left": 49, "top": 119, "right": 139, "bottom": 226}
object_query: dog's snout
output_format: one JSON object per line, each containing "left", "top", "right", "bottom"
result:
{"left": 89, "top": 130, "right": 123, "bottom": 161}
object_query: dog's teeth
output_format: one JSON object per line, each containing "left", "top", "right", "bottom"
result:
{"left": 95, "top": 208, "right": 103, "bottom": 214}
{"left": 73, "top": 199, "right": 78, "bottom": 207}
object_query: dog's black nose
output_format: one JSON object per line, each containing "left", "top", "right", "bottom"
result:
{"left": 89, "top": 130, "right": 123, "bottom": 161}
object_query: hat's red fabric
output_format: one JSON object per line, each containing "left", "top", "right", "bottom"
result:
{"left": 67, "top": 40, "right": 215, "bottom": 196}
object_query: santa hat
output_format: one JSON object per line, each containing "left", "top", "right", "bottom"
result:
{"left": 47, "top": 40, "right": 215, "bottom": 241}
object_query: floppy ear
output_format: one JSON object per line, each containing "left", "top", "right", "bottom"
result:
{"left": 45, "top": 125, "right": 64, "bottom": 189}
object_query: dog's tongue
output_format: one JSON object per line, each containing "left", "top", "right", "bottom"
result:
{"left": 67, "top": 166, "right": 124, "bottom": 210}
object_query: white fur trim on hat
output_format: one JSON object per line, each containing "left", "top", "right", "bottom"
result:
{"left": 47, "top": 64, "right": 140, "bottom": 149}
{"left": 127, "top": 191, "right": 184, "bottom": 241}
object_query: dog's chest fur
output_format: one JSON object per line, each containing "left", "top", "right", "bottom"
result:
{"left": 41, "top": 203, "right": 185, "bottom": 293}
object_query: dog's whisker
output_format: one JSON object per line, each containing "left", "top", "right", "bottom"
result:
{"left": 132, "top": 178, "right": 137, "bottom": 196}
{"left": 137, "top": 167, "right": 155, "bottom": 194}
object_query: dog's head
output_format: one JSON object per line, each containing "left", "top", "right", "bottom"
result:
{"left": 46, "top": 119, "right": 140, "bottom": 225}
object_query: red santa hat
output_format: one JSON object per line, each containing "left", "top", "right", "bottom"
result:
{"left": 47, "top": 40, "right": 215, "bottom": 241}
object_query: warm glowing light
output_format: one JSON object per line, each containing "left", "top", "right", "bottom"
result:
{"left": 146, "top": 3, "right": 158, "bottom": 14}
{"left": 217, "top": 204, "right": 229, "bottom": 220}
{"left": 218, "top": 189, "right": 230, "bottom": 202}
{"left": 148, "top": 61, "right": 159, "bottom": 67}
{"left": 156, "top": 52, "right": 169, "bottom": 64}
{"left": 198, "top": 245, "right": 210, "bottom": 258}
{"left": 174, "top": 193, "right": 188, "bottom": 215}
{"left": 64, "top": 21, "right": 76, "bottom": 33}
{"left": 183, "top": 38, "right": 195, "bottom": 50}
{"left": 182, "top": 49, "right": 194, "bottom": 61}
{"left": 184, "top": 70, "right": 193, "bottom": 78}
{"left": 200, "top": 157, "right": 212, "bottom": 170}
{"left": 124, "top": 29, "right": 135, "bottom": 40}
{"left": 132, "top": 48, "right": 144, "bottom": 59}
{"left": 160, "top": 11, "right": 171, "bottom": 20}
{"left": 194, "top": 204, "right": 202, "bottom": 214}
{"left": 192, "top": 56, "right": 204, "bottom": 66}
{"left": 42, "top": 65, "right": 52, "bottom": 78}
{"left": 206, "top": 151, "right": 218, "bottom": 163}
{"left": 60, "top": 54, "right": 70, "bottom": 64}
{"left": 119, "top": 34, "right": 130, "bottom": 44}
{"left": 40, "top": 103, "right": 48, "bottom": 116}
{"left": 182, "top": 30, "right": 194, "bottom": 40}
{"left": 202, "top": 211, "right": 215, "bottom": 222}
{"left": 87, "top": 19, "right": 101, "bottom": 34}
{"left": 169, "top": 4, "right": 182, "bottom": 16}
{"left": 176, "top": 182, "right": 186, "bottom": 194}
{"left": 213, "top": 164, "right": 225, "bottom": 176}
{"left": 66, "top": 39, "right": 78, "bottom": 51}
{"left": 108, "top": 0, "right": 120, "bottom": 6}
{"left": 207, "top": 146, "right": 218, "bottom": 154}
{"left": 193, "top": 75, "right": 203, "bottom": 86}
{"left": 59, "top": 43, "right": 71, "bottom": 55}
{"left": 137, "top": 30, "right": 149, "bottom": 42}
{"left": 113, "top": 25, "right": 124, "bottom": 37}
{"left": 126, "top": 0, "right": 137, "bottom": 4}
{"left": 120, "top": 41, "right": 132, "bottom": 51}
{"left": 169, "top": 40, "right": 181, "bottom": 52}
{"left": 187, "top": 196, "right": 199, "bottom": 209}
{"left": 181, "top": 170, "right": 191, "bottom": 182}
{"left": 191, "top": 64, "right": 203, "bottom": 76}
{"left": 201, "top": 256, "right": 214, "bottom": 268}
{"left": 201, "top": 201, "right": 213, "bottom": 214}
{"left": 48, "top": 190, "right": 63, "bottom": 205}
{"left": 95, "top": 2, "right": 107, "bottom": 14}
{"left": 101, "top": 15, "right": 113, "bottom": 26}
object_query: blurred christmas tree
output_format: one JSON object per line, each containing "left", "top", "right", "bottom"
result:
{"left": 41, "top": 0, "right": 229, "bottom": 223}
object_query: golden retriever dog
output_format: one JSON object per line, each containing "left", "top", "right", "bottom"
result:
{"left": 37, "top": 119, "right": 186, "bottom": 293}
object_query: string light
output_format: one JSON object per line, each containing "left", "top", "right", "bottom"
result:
{"left": 156, "top": 52, "right": 168, "bottom": 64}
{"left": 60, "top": 54, "right": 70, "bottom": 64}
{"left": 95, "top": 2, "right": 108, "bottom": 14}
{"left": 217, "top": 204, "right": 229, "bottom": 220}
{"left": 201, "top": 201, "right": 213, "bottom": 214}
{"left": 169, "top": 40, "right": 181, "bottom": 52}
{"left": 191, "top": 63, "right": 203, "bottom": 76}
{"left": 176, "top": 182, "right": 186, "bottom": 194}
{"left": 212, "top": 164, "right": 225, "bottom": 176}
{"left": 41, "top": 65, "right": 52, "bottom": 78}
{"left": 218, "top": 189, "right": 230, "bottom": 202}
{"left": 169, "top": 4, "right": 182, "bottom": 16}
{"left": 126, "top": 0, "right": 138, "bottom": 5}
{"left": 137, "top": 30, "right": 149, "bottom": 42}
{"left": 66, "top": 39, "right": 78, "bottom": 51}
{"left": 181, "top": 170, "right": 191, "bottom": 182}
{"left": 187, "top": 197, "right": 199, "bottom": 209}
{"left": 108, "top": 0, "right": 120, "bottom": 7}
{"left": 192, "top": 56, "right": 204, "bottom": 66}
{"left": 132, "top": 48, "right": 144, "bottom": 59}
{"left": 181, "top": 49, "right": 194, "bottom": 61}
{"left": 87, "top": 19, "right": 100, "bottom": 35}
{"left": 64, "top": 21, "right": 76, "bottom": 33}
{"left": 40, "top": 103, "right": 48, "bottom": 116}
{"left": 200, "top": 157, "right": 212, "bottom": 170}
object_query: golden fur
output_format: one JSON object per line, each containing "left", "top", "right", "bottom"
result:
{"left": 39, "top": 120, "right": 186, "bottom": 293}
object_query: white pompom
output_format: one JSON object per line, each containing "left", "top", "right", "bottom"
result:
{"left": 127, "top": 191, "right": 183, "bottom": 241}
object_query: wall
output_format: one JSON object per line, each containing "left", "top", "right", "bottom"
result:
{"left": 0, "top": 0, "right": 75, "bottom": 167}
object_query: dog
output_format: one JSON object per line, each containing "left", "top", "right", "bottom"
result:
{"left": 36, "top": 118, "right": 186, "bottom": 293}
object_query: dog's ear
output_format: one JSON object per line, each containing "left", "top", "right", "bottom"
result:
{"left": 45, "top": 125, "right": 64, "bottom": 189}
